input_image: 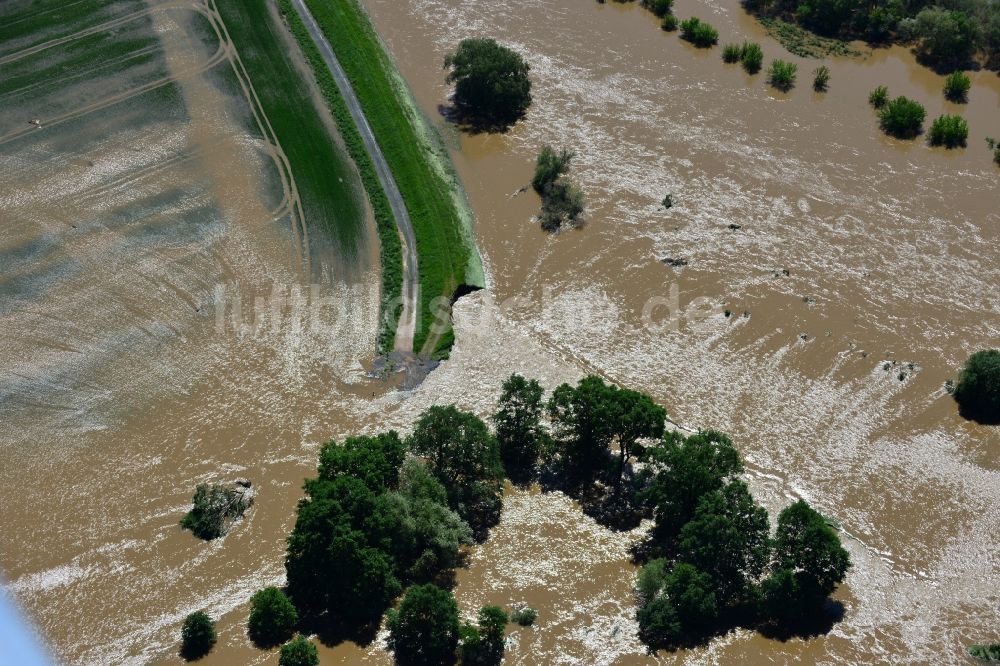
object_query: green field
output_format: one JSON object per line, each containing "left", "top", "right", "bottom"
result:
{"left": 275, "top": 0, "right": 403, "bottom": 353}
{"left": 213, "top": 0, "right": 367, "bottom": 265}
{"left": 294, "top": 0, "right": 485, "bottom": 354}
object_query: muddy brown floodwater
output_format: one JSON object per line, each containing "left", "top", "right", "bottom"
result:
{"left": 2, "top": 0, "right": 999, "bottom": 664}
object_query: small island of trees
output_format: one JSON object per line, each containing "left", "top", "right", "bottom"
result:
{"left": 444, "top": 38, "right": 532, "bottom": 132}
{"left": 531, "top": 146, "right": 585, "bottom": 232}
{"left": 206, "top": 373, "right": 852, "bottom": 663}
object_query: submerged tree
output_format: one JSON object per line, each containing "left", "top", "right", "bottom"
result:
{"left": 248, "top": 587, "right": 298, "bottom": 648}
{"left": 762, "top": 500, "right": 851, "bottom": 626}
{"left": 493, "top": 373, "right": 548, "bottom": 483}
{"left": 180, "top": 611, "right": 216, "bottom": 661}
{"left": 278, "top": 635, "right": 318, "bottom": 666}
{"left": 677, "top": 480, "right": 770, "bottom": 606}
{"left": 444, "top": 38, "right": 532, "bottom": 130}
{"left": 640, "top": 429, "right": 743, "bottom": 547}
{"left": 547, "top": 375, "right": 665, "bottom": 488}
{"left": 767, "top": 59, "right": 798, "bottom": 91}
{"left": 387, "top": 584, "right": 460, "bottom": 666}
{"left": 953, "top": 349, "right": 1000, "bottom": 423}
{"left": 407, "top": 405, "right": 504, "bottom": 538}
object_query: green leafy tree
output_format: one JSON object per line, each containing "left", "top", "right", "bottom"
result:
{"left": 765, "top": 500, "right": 851, "bottom": 622}
{"left": 943, "top": 71, "right": 971, "bottom": 102}
{"left": 878, "top": 96, "right": 925, "bottom": 138}
{"left": 927, "top": 114, "right": 968, "bottom": 147}
{"left": 278, "top": 635, "right": 318, "bottom": 666}
{"left": 637, "top": 563, "right": 718, "bottom": 647}
{"left": 387, "top": 584, "right": 460, "bottom": 666}
{"left": 408, "top": 406, "right": 504, "bottom": 538}
{"left": 911, "top": 7, "right": 981, "bottom": 68}
{"left": 679, "top": 17, "right": 720, "bottom": 47}
{"left": 365, "top": 464, "right": 473, "bottom": 581}
{"left": 459, "top": 605, "right": 508, "bottom": 664}
{"left": 547, "top": 376, "right": 665, "bottom": 487}
{"left": 477, "top": 605, "right": 508, "bottom": 643}
{"left": 636, "top": 595, "right": 681, "bottom": 647}
{"left": 677, "top": 480, "right": 770, "bottom": 605}
{"left": 493, "top": 374, "right": 548, "bottom": 483}
{"left": 759, "top": 566, "right": 802, "bottom": 625}
{"left": 444, "top": 38, "right": 532, "bottom": 129}
{"left": 953, "top": 349, "right": 1000, "bottom": 422}
{"left": 458, "top": 623, "right": 487, "bottom": 664}
{"left": 285, "top": 477, "right": 401, "bottom": 620}
{"left": 664, "top": 563, "right": 719, "bottom": 635}
{"left": 640, "top": 430, "right": 743, "bottom": 547}
{"left": 796, "top": 0, "right": 862, "bottom": 35}
{"left": 317, "top": 432, "right": 405, "bottom": 491}
{"left": 180, "top": 611, "right": 216, "bottom": 661}
{"left": 248, "top": 587, "right": 298, "bottom": 648}
{"left": 637, "top": 557, "right": 671, "bottom": 604}
{"left": 767, "top": 59, "right": 798, "bottom": 91}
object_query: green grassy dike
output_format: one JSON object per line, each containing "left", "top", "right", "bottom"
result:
{"left": 274, "top": 0, "right": 402, "bottom": 354}
{"left": 213, "top": 0, "right": 387, "bottom": 340}
{"left": 297, "top": 0, "right": 485, "bottom": 355}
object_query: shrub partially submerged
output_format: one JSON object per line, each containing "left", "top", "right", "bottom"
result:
{"left": 740, "top": 42, "right": 764, "bottom": 73}
{"left": 533, "top": 146, "right": 585, "bottom": 232}
{"left": 641, "top": 0, "right": 674, "bottom": 18}
{"left": 988, "top": 138, "right": 1000, "bottom": 166}
{"left": 943, "top": 71, "right": 971, "bottom": 102}
{"left": 679, "top": 17, "right": 719, "bottom": 47}
{"left": 878, "top": 96, "right": 926, "bottom": 138}
{"left": 868, "top": 85, "right": 889, "bottom": 108}
{"left": 812, "top": 65, "right": 830, "bottom": 92}
{"left": 180, "top": 480, "right": 254, "bottom": 540}
{"left": 722, "top": 43, "right": 742, "bottom": 63}
{"left": 767, "top": 59, "right": 797, "bottom": 91}
{"left": 511, "top": 606, "right": 538, "bottom": 626}
{"left": 928, "top": 114, "right": 968, "bottom": 147}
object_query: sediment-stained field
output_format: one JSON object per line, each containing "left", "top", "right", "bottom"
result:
{"left": 2, "top": 0, "right": 999, "bottom": 664}
{"left": 0, "top": 0, "right": 377, "bottom": 662}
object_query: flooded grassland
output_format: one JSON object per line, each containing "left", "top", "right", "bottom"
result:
{"left": 1, "top": 0, "right": 999, "bottom": 664}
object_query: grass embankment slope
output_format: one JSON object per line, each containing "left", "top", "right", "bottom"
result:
{"left": 213, "top": 0, "right": 386, "bottom": 333}
{"left": 292, "top": 0, "right": 485, "bottom": 357}
{"left": 273, "top": 0, "right": 402, "bottom": 353}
